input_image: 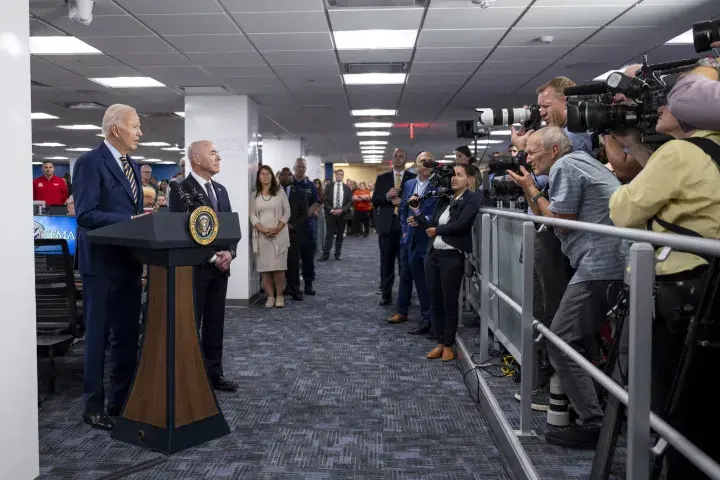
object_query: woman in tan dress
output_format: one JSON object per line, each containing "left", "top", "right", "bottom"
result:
{"left": 251, "top": 165, "right": 291, "bottom": 308}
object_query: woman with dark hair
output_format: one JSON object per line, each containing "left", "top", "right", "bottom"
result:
{"left": 251, "top": 165, "right": 291, "bottom": 308}
{"left": 455, "top": 145, "right": 477, "bottom": 165}
{"left": 411, "top": 163, "right": 481, "bottom": 361}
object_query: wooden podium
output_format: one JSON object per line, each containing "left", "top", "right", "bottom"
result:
{"left": 88, "top": 211, "right": 241, "bottom": 454}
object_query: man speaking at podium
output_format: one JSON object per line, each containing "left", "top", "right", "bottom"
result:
{"left": 73, "top": 104, "right": 145, "bottom": 431}
{"left": 170, "top": 140, "right": 238, "bottom": 392}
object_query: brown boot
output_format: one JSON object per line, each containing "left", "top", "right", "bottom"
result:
{"left": 442, "top": 346, "right": 455, "bottom": 362}
{"left": 388, "top": 313, "right": 408, "bottom": 324}
{"left": 427, "top": 345, "right": 444, "bottom": 359}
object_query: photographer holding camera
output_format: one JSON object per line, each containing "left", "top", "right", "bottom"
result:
{"left": 507, "top": 127, "right": 625, "bottom": 449}
{"left": 609, "top": 92, "right": 720, "bottom": 478}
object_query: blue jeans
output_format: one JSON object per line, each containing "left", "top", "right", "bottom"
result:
{"left": 396, "top": 243, "right": 431, "bottom": 324}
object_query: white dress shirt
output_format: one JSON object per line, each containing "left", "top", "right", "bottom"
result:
{"left": 433, "top": 205, "right": 457, "bottom": 251}
{"left": 103, "top": 140, "right": 125, "bottom": 172}
{"left": 190, "top": 171, "right": 212, "bottom": 196}
{"left": 333, "top": 182, "right": 344, "bottom": 208}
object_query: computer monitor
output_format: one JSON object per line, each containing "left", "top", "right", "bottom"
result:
{"left": 33, "top": 216, "right": 77, "bottom": 256}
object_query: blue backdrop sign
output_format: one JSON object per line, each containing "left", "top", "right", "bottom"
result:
{"left": 33, "top": 216, "right": 77, "bottom": 256}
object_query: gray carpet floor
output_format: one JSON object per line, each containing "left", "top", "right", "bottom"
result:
{"left": 38, "top": 234, "right": 510, "bottom": 479}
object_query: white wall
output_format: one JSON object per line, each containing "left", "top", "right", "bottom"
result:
{"left": 0, "top": 2, "right": 41, "bottom": 478}
{"left": 185, "top": 95, "right": 259, "bottom": 302}
{"left": 304, "top": 154, "right": 324, "bottom": 182}
{"left": 261, "top": 137, "right": 302, "bottom": 176}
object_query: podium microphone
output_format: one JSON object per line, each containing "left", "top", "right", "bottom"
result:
{"left": 169, "top": 179, "right": 194, "bottom": 212}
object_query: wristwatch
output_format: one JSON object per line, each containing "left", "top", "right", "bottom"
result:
{"left": 230, "top": 250, "right": 237, "bottom": 259}
{"left": 531, "top": 192, "right": 545, "bottom": 204}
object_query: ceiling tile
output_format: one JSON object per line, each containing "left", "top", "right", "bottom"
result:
{"left": 41, "top": 15, "right": 153, "bottom": 38}
{"left": 204, "top": 65, "right": 276, "bottom": 78}
{"left": 612, "top": 3, "right": 720, "bottom": 27}
{"left": 165, "top": 34, "right": 253, "bottom": 53}
{"left": 227, "top": 84, "right": 287, "bottom": 95}
{"left": 35, "top": 54, "right": 127, "bottom": 69}
{"left": 115, "top": 0, "right": 224, "bottom": 14}
{"left": 477, "top": 61, "right": 550, "bottom": 75}
{"left": 263, "top": 50, "right": 339, "bottom": 66}
{"left": 230, "top": 11, "right": 329, "bottom": 34}
{"left": 329, "top": 8, "right": 423, "bottom": 30}
{"left": 502, "top": 27, "right": 595, "bottom": 46}
{"left": 424, "top": 7, "right": 525, "bottom": 30}
{"left": 631, "top": 44, "right": 704, "bottom": 64}
{"left": 252, "top": 93, "right": 298, "bottom": 105}
{"left": 490, "top": 45, "right": 573, "bottom": 62}
{"left": 288, "top": 85, "right": 347, "bottom": 97}
{"left": 29, "top": 19, "right": 65, "bottom": 37}
{"left": 186, "top": 51, "right": 267, "bottom": 67}
{"left": 515, "top": 6, "right": 628, "bottom": 28}
{"left": 337, "top": 49, "right": 413, "bottom": 63}
{"left": 406, "top": 73, "right": 469, "bottom": 85}
{"left": 82, "top": 36, "right": 176, "bottom": 54}
{"left": 414, "top": 47, "right": 491, "bottom": 62}
{"left": 274, "top": 64, "right": 341, "bottom": 77}
{"left": 30, "top": 0, "right": 125, "bottom": 16}
{"left": 533, "top": 0, "right": 636, "bottom": 5}
{"left": 560, "top": 45, "right": 647, "bottom": 68}
{"left": 410, "top": 62, "right": 479, "bottom": 74}
{"left": 418, "top": 29, "right": 506, "bottom": 49}
{"left": 221, "top": 0, "right": 325, "bottom": 13}
{"left": 137, "top": 14, "right": 240, "bottom": 35}
{"left": 249, "top": 32, "right": 334, "bottom": 51}
{"left": 403, "top": 83, "right": 460, "bottom": 95}
{"left": 429, "top": 0, "right": 531, "bottom": 7}
{"left": 135, "top": 66, "right": 212, "bottom": 79}
{"left": 584, "top": 26, "right": 675, "bottom": 47}
{"left": 112, "top": 53, "right": 196, "bottom": 67}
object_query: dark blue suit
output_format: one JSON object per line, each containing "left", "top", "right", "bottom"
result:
{"left": 396, "top": 178, "right": 437, "bottom": 324}
{"left": 73, "top": 141, "right": 143, "bottom": 414}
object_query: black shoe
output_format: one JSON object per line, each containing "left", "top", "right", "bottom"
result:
{"left": 335, "top": 256, "right": 343, "bottom": 260}
{"left": 106, "top": 404, "right": 123, "bottom": 417}
{"left": 379, "top": 297, "right": 392, "bottom": 306}
{"left": 304, "top": 282, "right": 316, "bottom": 295}
{"left": 83, "top": 412, "right": 114, "bottom": 431}
{"left": 408, "top": 323, "right": 431, "bottom": 335}
{"left": 211, "top": 376, "right": 238, "bottom": 392}
{"left": 545, "top": 424, "right": 601, "bottom": 450}
{"left": 319, "top": 254, "right": 330, "bottom": 261}
{"left": 291, "top": 293, "right": 304, "bottom": 301}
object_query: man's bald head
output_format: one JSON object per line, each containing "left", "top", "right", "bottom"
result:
{"left": 415, "top": 151, "right": 434, "bottom": 179}
{"left": 187, "top": 140, "right": 221, "bottom": 179}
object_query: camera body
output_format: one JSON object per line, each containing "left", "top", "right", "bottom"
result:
{"left": 406, "top": 161, "right": 454, "bottom": 209}
{"left": 485, "top": 155, "right": 528, "bottom": 207}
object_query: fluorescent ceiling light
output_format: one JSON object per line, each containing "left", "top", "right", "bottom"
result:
{"left": 359, "top": 140, "right": 388, "bottom": 145}
{"left": 361, "top": 149, "right": 385, "bottom": 154}
{"left": 159, "top": 161, "right": 177, "bottom": 165}
{"left": 45, "top": 156, "right": 69, "bottom": 160}
{"left": 594, "top": 70, "right": 618, "bottom": 81}
{"left": 31, "top": 112, "right": 59, "bottom": 120}
{"left": 334, "top": 30, "right": 418, "bottom": 50}
{"left": 665, "top": 29, "right": 693, "bottom": 45}
{"left": 33, "top": 142, "right": 65, "bottom": 147}
{"left": 161, "top": 146, "right": 184, "bottom": 152}
{"left": 355, "top": 122, "right": 394, "bottom": 128}
{"left": 65, "top": 147, "right": 92, "bottom": 152}
{"left": 139, "top": 142, "right": 171, "bottom": 147}
{"left": 363, "top": 156, "right": 383, "bottom": 160}
{"left": 444, "top": 155, "right": 456, "bottom": 159}
{"left": 29, "top": 36, "right": 101, "bottom": 55}
{"left": 57, "top": 124, "right": 101, "bottom": 130}
{"left": 344, "top": 73, "right": 406, "bottom": 86}
{"left": 490, "top": 130, "right": 512, "bottom": 136}
{"left": 357, "top": 131, "right": 391, "bottom": 137}
{"left": 143, "top": 159, "right": 162, "bottom": 163}
{"left": 364, "top": 160, "right": 382, "bottom": 164}
{"left": 90, "top": 77, "right": 166, "bottom": 88}
{"left": 32, "top": 162, "right": 43, "bottom": 165}
{"left": 132, "top": 156, "right": 145, "bottom": 160}
{"left": 476, "top": 140, "right": 504, "bottom": 145}
{"left": 352, "top": 109, "right": 397, "bottom": 117}
{"left": 334, "top": 162, "right": 349, "bottom": 167}
{"left": 174, "top": 112, "right": 185, "bottom": 117}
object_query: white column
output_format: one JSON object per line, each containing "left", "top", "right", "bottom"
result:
{"left": 0, "top": 2, "right": 40, "bottom": 479}
{"left": 261, "top": 137, "right": 302, "bottom": 175}
{"left": 185, "top": 95, "right": 260, "bottom": 304}
{"left": 305, "top": 154, "right": 324, "bottom": 181}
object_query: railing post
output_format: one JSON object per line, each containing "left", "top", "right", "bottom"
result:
{"left": 627, "top": 243, "right": 655, "bottom": 480}
{"left": 520, "top": 221, "right": 535, "bottom": 435}
{"left": 479, "top": 214, "right": 491, "bottom": 363}
{"left": 491, "top": 215, "right": 500, "bottom": 338}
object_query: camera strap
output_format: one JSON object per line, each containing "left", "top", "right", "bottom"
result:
{"left": 646, "top": 137, "right": 720, "bottom": 262}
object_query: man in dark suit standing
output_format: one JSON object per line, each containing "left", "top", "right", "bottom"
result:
{"left": 169, "top": 140, "right": 239, "bottom": 392}
{"left": 372, "top": 148, "right": 416, "bottom": 305}
{"left": 320, "top": 168, "right": 352, "bottom": 261}
{"left": 279, "top": 167, "right": 308, "bottom": 301}
{"left": 73, "top": 104, "right": 145, "bottom": 430}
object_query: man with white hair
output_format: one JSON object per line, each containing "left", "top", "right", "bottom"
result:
{"left": 507, "top": 127, "right": 625, "bottom": 450}
{"left": 73, "top": 104, "right": 145, "bottom": 430}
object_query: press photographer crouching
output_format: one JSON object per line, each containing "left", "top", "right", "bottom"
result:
{"left": 609, "top": 96, "right": 720, "bottom": 479}
{"left": 412, "top": 164, "right": 481, "bottom": 362}
{"left": 507, "top": 127, "right": 626, "bottom": 449}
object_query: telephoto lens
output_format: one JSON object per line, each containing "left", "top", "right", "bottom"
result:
{"left": 693, "top": 19, "right": 720, "bottom": 53}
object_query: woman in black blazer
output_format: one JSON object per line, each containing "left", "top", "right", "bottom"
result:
{"left": 410, "top": 163, "right": 481, "bottom": 361}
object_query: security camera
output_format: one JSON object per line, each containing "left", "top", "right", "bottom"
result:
{"left": 67, "top": 0, "right": 95, "bottom": 26}
{"left": 470, "top": 0, "right": 497, "bottom": 7}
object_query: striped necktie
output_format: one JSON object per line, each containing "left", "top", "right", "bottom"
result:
{"left": 120, "top": 155, "right": 137, "bottom": 203}
{"left": 334, "top": 183, "right": 341, "bottom": 208}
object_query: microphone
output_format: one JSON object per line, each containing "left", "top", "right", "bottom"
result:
{"left": 169, "top": 179, "right": 194, "bottom": 212}
{"left": 564, "top": 82, "right": 608, "bottom": 97}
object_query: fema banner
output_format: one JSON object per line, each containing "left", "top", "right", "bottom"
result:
{"left": 33, "top": 216, "right": 77, "bottom": 256}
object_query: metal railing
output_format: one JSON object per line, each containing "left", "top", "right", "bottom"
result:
{"left": 462, "top": 207, "right": 720, "bottom": 480}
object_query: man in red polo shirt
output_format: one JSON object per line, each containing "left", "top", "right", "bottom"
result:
{"left": 33, "top": 161, "right": 69, "bottom": 206}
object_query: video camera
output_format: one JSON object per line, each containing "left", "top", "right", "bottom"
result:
{"left": 475, "top": 105, "right": 543, "bottom": 132}
{"left": 566, "top": 18, "right": 719, "bottom": 138}
{"left": 485, "top": 155, "right": 529, "bottom": 209}
{"left": 407, "top": 160, "right": 454, "bottom": 209}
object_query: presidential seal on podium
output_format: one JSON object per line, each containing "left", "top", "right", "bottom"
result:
{"left": 189, "top": 206, "right": 219, "bottom": 245}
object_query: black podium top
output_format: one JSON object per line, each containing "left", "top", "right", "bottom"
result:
{"left": 87, "top": 211, "right": 241, "bottom": 266}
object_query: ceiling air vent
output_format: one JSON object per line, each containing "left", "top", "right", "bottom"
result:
{"left": 52, "top": 101, "right": 107, "bottom": 110}
{"left": 138, "top": 112, "right": 184, "bottom": 119}
{"left": 343, "top": 62, "right": 407, "bottom": 74}
{"left": 329, "top": 0, "right": 423, "bottom": 7}
{"left": 180, "top": 86, "right": 231, "bottom": 95}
